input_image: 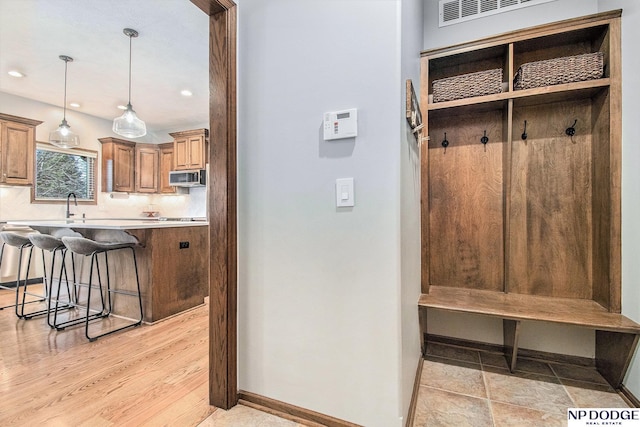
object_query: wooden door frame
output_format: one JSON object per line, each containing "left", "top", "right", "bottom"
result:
{"left": 191, "top": 0, "right": 238, "bottom": 410}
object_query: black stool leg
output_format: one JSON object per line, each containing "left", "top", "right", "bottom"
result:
{"left": 85, "top": 247, "right": 143, "bottom": 342}
{"left": 15, "top": 244, "right": 34, "bottom": 318}
{"left": 55, "top": 251, "right": 107, "bottom": 331}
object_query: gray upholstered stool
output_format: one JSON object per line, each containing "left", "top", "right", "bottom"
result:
{"left": 27, "top": 229, "right": 81, "bottom": 325}
{"left": 60, "top": 236, "right": 143, "bottom": 341}
{"left": 0, "top": 231, "right": 40, "bottom": 318}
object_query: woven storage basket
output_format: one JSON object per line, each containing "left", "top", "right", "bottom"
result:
{"left": 432, "top": 68, "right": 503, "bottom": 103}
{"left": 514, "top": 52, "right": 604, "bottom": 90}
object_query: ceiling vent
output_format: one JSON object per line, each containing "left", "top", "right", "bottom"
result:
{"left": 439, "top": 0, "right": 557, "bottom": 27}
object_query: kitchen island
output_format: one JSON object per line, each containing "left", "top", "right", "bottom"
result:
{"left": 6, "top": 219, "right": 209, "bottom": 323}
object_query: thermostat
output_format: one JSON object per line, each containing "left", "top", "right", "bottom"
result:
{"left": 323, "top": 108, "right": 358, "bottom": 141}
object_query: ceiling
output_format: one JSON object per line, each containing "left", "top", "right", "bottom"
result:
{"left": 0, "top": 0, "right": 210, "bottom": 133}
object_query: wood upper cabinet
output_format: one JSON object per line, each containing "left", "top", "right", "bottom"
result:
{"left": 158, "top": 142, "right": 176, "bottom": 194}
{"left": 0, "top": 113, "right": 42, "bottom": 186}
{"left": 99, "top": 137, "right": 135, "bottom": 192}
{"left": 135, "top": 143, "right": 159, "bottom": 193}
{"left": 169, "top": 128, "right": 208, "bottom": 170}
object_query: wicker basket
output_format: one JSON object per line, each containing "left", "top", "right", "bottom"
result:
{"left": 432, "top": 68, "right": 503, "bottom": 103}
{"left": 514, "top": 52, "right": 604, "bottom": 90}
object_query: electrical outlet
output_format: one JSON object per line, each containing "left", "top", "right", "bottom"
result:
{"left": 179, "top": 241, "right": 189, "bottom": 249}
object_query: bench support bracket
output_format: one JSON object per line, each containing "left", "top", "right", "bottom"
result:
{"left": 596, "top": 330, "right": 640, "bottom": 389}
{"left": 503, "top": 319, "right": 521, "bottom": 372}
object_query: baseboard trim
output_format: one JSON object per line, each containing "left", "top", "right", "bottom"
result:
{"left": 427, "top": 333, "right": 595, "bottom": 367}
{"left": 619, "top": 384, "right": 640, "bottom": 408}
{"left": 406, "top": 357, "right": 424, "bottom": 427}
{"left": 0, "top": 277, "right": 43, "bottom": 288}
{"left": 238, "top": 390, "right": 362, "bottom": 427}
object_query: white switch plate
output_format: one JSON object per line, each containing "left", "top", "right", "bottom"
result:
{"left": 336, "top": 178, "right": 354, "bottom": 207}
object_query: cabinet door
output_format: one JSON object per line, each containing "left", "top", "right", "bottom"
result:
{"left": 1, "top": 121, "right": 34, "bottom": 185}
{"left": 159, "top": 144, "right": 175, "bottom": 193}
{"left": 135, "top": 145, "right": 159, "bottom": 193}
{"left": 174, "top": 138, "right": 190, "bottom": 170}
{"left": 187, "top": 135, "right": 206, "bottom": 169}
{"left": 114, "top": 144, "right": 135, "bottom": 192}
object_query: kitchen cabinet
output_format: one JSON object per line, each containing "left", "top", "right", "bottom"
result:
{"left": 99, "top": 137, "right": 135, "bottom": 192}
{"left": 169, "top": 128, "right": 208, "bottom": 170}
{"left": 135, "top": 143, "right": 159, "bottom": 193}
{"left": 0, "top": 113, "right": 42, "bottom": 186}
{"left": 158, "top": 142, "right": 176, "bottom": 194}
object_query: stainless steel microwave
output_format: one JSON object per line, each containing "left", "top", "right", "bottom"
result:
{"left": 169, "top": 169, "right": 206, "bottom": 187}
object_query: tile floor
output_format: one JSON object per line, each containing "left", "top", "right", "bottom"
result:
{"left": 413, "top": 342, "right": 630, "bottom": 427}
{"left": 197, "top": 405, "right": 306, "bottom": 427}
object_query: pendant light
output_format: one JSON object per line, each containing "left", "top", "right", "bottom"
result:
{"left": 49, "top": 55, "right": 79, "bottom": 148}
{"left": 113, "top": 28, "right": 146, "bottom": 138}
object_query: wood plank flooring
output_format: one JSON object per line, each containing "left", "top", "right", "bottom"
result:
{"left": 0, "top": 286, "right": 216, "bottom": 426}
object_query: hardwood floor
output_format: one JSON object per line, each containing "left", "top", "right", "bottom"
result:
{"left": 0, "top": 286, "right": 216, "bottom": 426}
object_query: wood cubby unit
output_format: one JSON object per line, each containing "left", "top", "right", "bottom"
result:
{"left": 418, "top": 10, "right": 638, "bottom": 389}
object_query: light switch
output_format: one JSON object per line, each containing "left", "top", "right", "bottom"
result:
{"left": 336, "top": 178, "right": 354, "bottom": 207}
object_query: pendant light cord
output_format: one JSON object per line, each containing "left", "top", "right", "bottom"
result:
{"left": 63, "top": 58, "right": 68, "bottom": 121}
{"left": 128, "top": 33, "right": 132, "bottom": 105}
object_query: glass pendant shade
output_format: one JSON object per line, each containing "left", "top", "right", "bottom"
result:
{"left": 50, "top": 55, "right": 79, "bottom": 148}
{"left": 49, "top": 118, "right": 79, "bottom": 148}
{"left": 113, "top": 103, "right": 146, "bottom": 138}
{"left": 113, "top": 28, "right": 146, "bottom": 138}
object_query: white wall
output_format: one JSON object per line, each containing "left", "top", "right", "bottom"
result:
{"left": 0, "top": 92, "right": 206, "bottom": 219}
{"left": 597, "top": 0, "right": 640, "bottom": 395}
{"left": 400, "top": 0, "right": 424, "bottom": 422}
{"left": 236, "top": 0, "right": 421, "bottom": 425}
{"left": 422, "top": 0, "right": 640, "bottom": 373}
{"left": 423, "top": 0, "right": 598, "bottom": 49}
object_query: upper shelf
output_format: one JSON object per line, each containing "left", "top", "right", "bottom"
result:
{"left": 427, "top": 78, "right": 610, "bottom": 116}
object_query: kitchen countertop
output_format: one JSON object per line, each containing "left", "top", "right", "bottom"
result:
{"left": 3, "top": 218, "right": 208, "bottom": 230}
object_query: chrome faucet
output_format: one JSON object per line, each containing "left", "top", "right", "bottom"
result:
{"left": 66, "top": 192, "right": 77, "bottom": 219}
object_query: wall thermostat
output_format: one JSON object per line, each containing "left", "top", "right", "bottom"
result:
{"left": 323, "top": 108, "right": 358, "bottom": 141}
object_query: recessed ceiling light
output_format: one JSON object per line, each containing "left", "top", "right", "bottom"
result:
{"left": 117, "top": 104, "right": 127, "bottom": 110}
{"left": 8, "top": 70, "right": 25, "bottom": 78}
{"left": 69, "top": 102, "right": 81, "bottom": 108}
{"left": 180, "top": 89, "right": 193, "bottom": 97}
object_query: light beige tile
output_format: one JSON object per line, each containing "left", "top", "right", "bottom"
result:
{"left": 491, "top": 401, "right": 567, "bottom": 427}
{"left": 484, "top": 368, "right": 574, "bottom": 414}
{"left": 550, "top": 364, "right": 609, "bottom": 385}
{"left": 197, "top": 405, "right": 301, "bottom": 427}
{"left": 421, "top": 356, "right": 486, "bottom": 398}
{"left": 561, "top": 379, "right": 630, "bottom": 408}
{"left": 426, "top": 343, "right": 481, "bottom": 364}
{"left": 413, "top": 386, "right": 492, "bottom": 427}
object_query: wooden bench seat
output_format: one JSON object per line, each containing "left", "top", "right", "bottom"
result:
{"left": 419, "top": 286, "right": 640, "bottom": 389}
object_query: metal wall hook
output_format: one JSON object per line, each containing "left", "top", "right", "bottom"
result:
{"left": 565, "top": 119, "right": 577, "bottom": 137}
{"left": 521, "top": 120, "right": 528, "bottom": 141}
{"left": 442, "top": 132, "right": 449, "bottom": 153}
{"left": 481, "top": 130, "right": 488, "bottom": 152}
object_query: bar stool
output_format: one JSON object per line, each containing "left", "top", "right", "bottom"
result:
{"left": 60, "top": 235, "right": 143, "bottom": 341}
{"left": 27, "top": 229, "right": 81, "bottom": 325}
{"left": 0, "top": 231, "right": 42, "bottom": 318}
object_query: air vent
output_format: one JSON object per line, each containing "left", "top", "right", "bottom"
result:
{"left": 439, "top": 0, "right": 556, "bottom": 27}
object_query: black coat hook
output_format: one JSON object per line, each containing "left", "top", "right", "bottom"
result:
{"left": 521, "top": 120, "right": 528, "bottom": 140}
{"left": 481, "top": 130, "right": 489, "bottom": 145}
{"left": 566, "top": 119, "right": 577, "bottom": 137}
{"left": 442, "top": 132, "right": 449, "bottom": 153}
{"left": 481, "top": 130, "right": 488, "bottom": 152}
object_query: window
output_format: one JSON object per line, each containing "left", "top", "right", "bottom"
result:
{"left": 32, "top": 142, "right": 97, "bottom": 203}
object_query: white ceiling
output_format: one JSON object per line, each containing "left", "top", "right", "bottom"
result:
{"left": 0, "top": 0, "right": 210, "bottom": 132}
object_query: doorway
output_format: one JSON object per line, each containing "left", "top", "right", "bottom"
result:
{"left": 190, "top": 0, "right": 238, "bottom": 410}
